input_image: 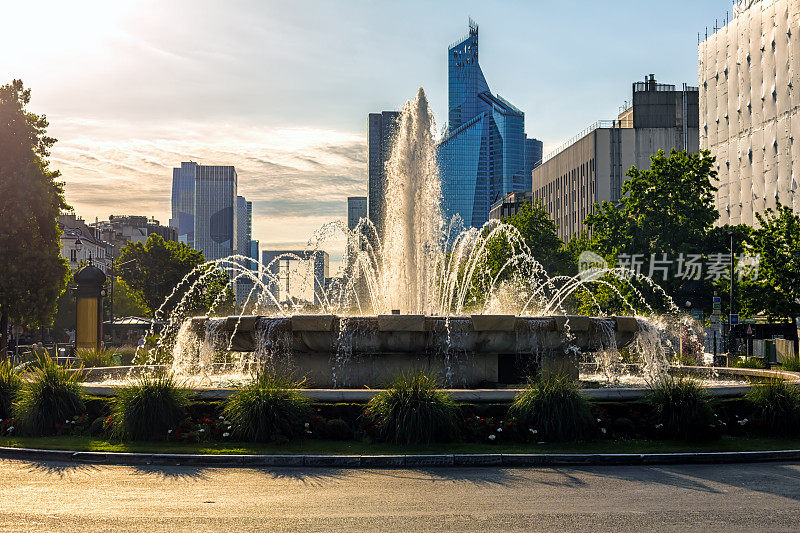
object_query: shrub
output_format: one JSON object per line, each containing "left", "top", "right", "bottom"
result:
{"left": 646, "top": 376, "right": 717, "bottom": 440}
{"left": 76, "top": 348, "right": 114, "bottom": 367}
{"left": 113, "top": 373, "right": 189, "bottom": 440}
{"left": 508, "top": 374, "right": 594, "bottom": 442}
{"left": 13, "top": 355, "right": 85, "bottom": 436}
{"left": 322, "top": 418, "right": 353, "bottom": 440}
{"left": 0, "top": 359, "right": 22, "bottom": 419}
{"left": 363, "top": 373, "right": 458, "bottom": 445}
{"left": 745, "top": 380, "right": 800, "bottom": 436}
{"left": 780, "top": 354, "right": 800, "bottom": 372}
{"left": 732, "top": 356, "right": 768, "bottom": 369}
{"left": 223, "top": 372, "right": 310, "bottom": 442}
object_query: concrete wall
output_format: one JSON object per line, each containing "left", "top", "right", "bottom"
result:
{"left": 700, "top": 0, "right": 800, "bottom": 226}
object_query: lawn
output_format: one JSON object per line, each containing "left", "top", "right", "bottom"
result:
{"left": 1, "top": 436, "right": 800, "bottom": 456}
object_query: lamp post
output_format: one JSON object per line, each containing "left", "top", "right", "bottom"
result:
{"left": 728, "top": 230, "right": 735, "bottom": 355}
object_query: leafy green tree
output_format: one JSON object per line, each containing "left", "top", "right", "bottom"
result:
{"left": 112, "top": 277, "right": 150, "bottom": 318}
{"left": 483, "top": 200, "right": 572, "bottom": 280}
{"left": 116, "top": 234, "right": 233, "bottom": 318}
{"left": 578, "top": 150, "right": 725, "bottom": 314}
{"left": 737, "top": 203, "right": 800, "bottom": 320}
{"left": 0, "top": 80, "right": 69, "bottom": 352}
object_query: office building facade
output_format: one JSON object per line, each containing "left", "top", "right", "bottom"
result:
{"left": 347, "top": 196, "right": 367, "bottom": 231}
{"left": 437, "top": 20, "right": 534, "bottom": 229}
{"left": 530, "top": 75, "right": 699, "bottom": 240}
{"left": 368, "top": 111, "right": 400, "bottom": 237}
{"left": 261, "top": 250, "right": 329, "bottom": 306}
{"left": 700, "top": 0, "right": 800, "bottom": 225}
{"left": 170, "top": 162, "right": 238, "bottom": 261}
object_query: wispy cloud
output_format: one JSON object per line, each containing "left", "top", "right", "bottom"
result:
{"left": 50, "top": 118, "right": 365, "bottom": 266}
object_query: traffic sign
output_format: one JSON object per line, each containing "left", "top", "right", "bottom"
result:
{"left": 713, "top": 296, "right": 721, "bottom": 303}
{"left": 713, "top": 302, "right": 721, "bottom": 310}
{"left": 730, "top": 314, "right": 739, "bottom": 325}
{"left": 746, "top": 325, "right": 753, "bottom": 335}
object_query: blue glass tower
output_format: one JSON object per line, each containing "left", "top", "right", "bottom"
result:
{"left": 438, "top": 20, "right": 530, "bottom": 228}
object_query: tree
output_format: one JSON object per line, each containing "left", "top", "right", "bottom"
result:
{"left": 483, "top": 200, "right": 572, "bottom": 280}
{"left": 0, "top": 80, "right": 69, "bottom": 352}
{"left": 579, "top": 150, "right": 724, "bottom": 314}
{"left": 737, "top": 203, "right": 800, "bottom": 320}
{"left": 112, "top": 277, "right": 150, "bottom": 318}
{"left": 116, "top": 234, "right": 233, "bottom": 318}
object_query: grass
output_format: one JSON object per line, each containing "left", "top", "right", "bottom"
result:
{"left": 508, "top": 374, "right": 594, "bottom": 442}
{"left": 746, "top": 380, "right": 800, "bottom": 436}
{"left": 0, "top": 359, "right": 22, "bottom": 419}
{"left": 223, "top": 372, "right": 311, "bottom": 442}
{"left": 732, "top": 356, "right": 768, "bottom": 370}
{"left": 364, "top": 373, "right": 458, "bottom": 445}
{"left": 76, "top": 348, "right": 114, "bottom": 367}
{"left": 646, "top": 376, "right": 717, "bottom": 441}
{"left": 780, "top": 354, "right": 800, "bottom": 372}
{"left": 113, "top": 373, "right": 190, "bottom": 440}
{"left": 1, "top": 435, "right": 800, "bottom": 456}
{"left": 12, "top": 355, "right": 85, "bottom": 436}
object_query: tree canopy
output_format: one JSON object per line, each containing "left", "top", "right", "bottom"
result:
{"left": 117, "top": 234, "right": 233, "bottom": 318}
{"left": 0, "top": 80, "right": 69, "bottom": 351}
{"left": 737, "top": 203, "right": 800, "bottom": 321}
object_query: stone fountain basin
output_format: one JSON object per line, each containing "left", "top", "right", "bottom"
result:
{"left": 191, "top": 314, "right": 641, "bottom": 354}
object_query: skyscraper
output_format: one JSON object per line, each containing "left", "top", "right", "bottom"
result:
{"left": 170, "top": 162, "right": 238, "bottom": 261}
{"left": 368, "top": 111, "right": 399, "bottom": 237}
{"left": 236, "top": 195, "right": 252, "bottom": 261}
{"left": 437, "top": 20, "right": 532, "bottom": 228}
{"left": 347, "top": 196, "right": 367, "bottom": 231}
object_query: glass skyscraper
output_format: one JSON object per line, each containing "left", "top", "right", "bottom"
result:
{"left": 437, "top": 20, "right": 533, "bottom": 228}
{"left": 170, "top": 162, "right": 238, "bottom": 261}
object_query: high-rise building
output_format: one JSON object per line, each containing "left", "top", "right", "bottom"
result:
{"left": 700, "top": 0, "right": 800, "bottom": 225}
{"left": 368, "top": 111, "right": 400, "bottom": 237}
{"left": 347, "top": 196, "right": 367, "bottom": 231}
{"left": 236, "top": 196, "right": 252, "bottom": 260}
{"left": 261, "top": 250, "right": 329, "bottom": 306}
{"left": 170, "top": 162, "right": 238, "bottom": 261}
{"left": 437, "top": 19, "right": 533, "bottom": 228}
{"left": 528, "top": 75, "right": 699, "bottom": 240}
{"left": 524, "top": 137, "right": 544, "bottom": 177}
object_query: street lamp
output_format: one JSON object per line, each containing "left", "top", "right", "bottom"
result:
{"left": 728, "top": 230, "right": 735, "bottom": 355}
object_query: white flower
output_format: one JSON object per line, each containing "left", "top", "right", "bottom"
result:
{"left": 199, "top": 428, "right": 205, "bottom": 433}
{"left": 218, "top": 416, "right": 224, "bottom": 420}
{"left": 496, "top": 428, "right": 502, "bottom": 432}
{"left": 305, "top": 430, "right": 312, "bottom": 434}
{"left": 7, "top": 426, "right": 13, "bottom": 432}
{"left": 597, "top": 418, "right": 602, "bottom": 423}
{"left": 227, "top": 426, "right": 231, "bottom": 430}
{"left": 488, "top": 434, "right": 496, "bottom": 441}
{"left": 222, "top": 432, "right": 230, "bottom": 438}
{"left": 65, "top": 420, "right": 70, "bottom": 424}
{"left": 738, "top": 418, "right": 748, "bottom": 425}
{"left": 600, "top": 428, "right": 607, "bottom": 434}
{"left": 655, "top": 423, "right": 664, "bottom": 429}
{"left": 304, "top": 422, "right": 310, "bottom": 428}
{"left": 529, "top": 429, "right": 538, "bottom": 434}
{"left": 167, "top": 429, "right": 173, "bottom": 434}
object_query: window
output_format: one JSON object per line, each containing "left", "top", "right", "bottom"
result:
{"left": 70, "top": 249, "right": 77, "bottom": 262}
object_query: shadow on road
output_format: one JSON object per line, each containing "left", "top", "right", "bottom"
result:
{"left": 576, "top": 462, "right": 800, "bottom": 501}
{"left": 22, "top": 460, "right": 99, "bottom": 478}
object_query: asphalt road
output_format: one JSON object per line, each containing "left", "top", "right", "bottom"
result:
{"left": 3, "top": 459, "right": 800, "bottom": 532}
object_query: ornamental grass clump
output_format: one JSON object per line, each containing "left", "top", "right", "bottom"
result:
{"left": 113, "top": 372, "right": 189, "bottom": 440}
{"left": 646, "top": 376, "right": 717, "bottom": 440}
{"left": 745, "top": 379, "right": 800, "bottom": 436}
{"left": 13, "top": 355, "right": 85, "bottom": 436}
{"left": 76, "top": 348, "right": 114, "bottom": 368}
{"left": 223, "top": 372, "right": 310, "bottom": 442}
{"left": 363, "top": 373, "right": 458, "bottom": 445}
{"left": 0, "top": 359, "right": 22, "bottom": 419}
{"left": 780, "top": 354, "right": 800, "bottom": 372}
{"left": 508, "top": 374, "right": 594, "bottom": 442}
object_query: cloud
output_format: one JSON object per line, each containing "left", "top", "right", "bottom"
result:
{"left": 50, "top": 118, "right": 365, "bottom": 267}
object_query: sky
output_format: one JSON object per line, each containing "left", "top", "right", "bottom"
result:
{"left": 1, "top": 0, "right": 736, "bottom": 266}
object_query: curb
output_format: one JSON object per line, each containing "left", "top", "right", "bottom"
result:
{"left": 2, "top": 446, "right": 800, "bottom": 468}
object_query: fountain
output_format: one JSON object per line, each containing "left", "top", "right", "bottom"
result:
{"left": 80, "top": 88, "right": 799, "bottom": 399}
